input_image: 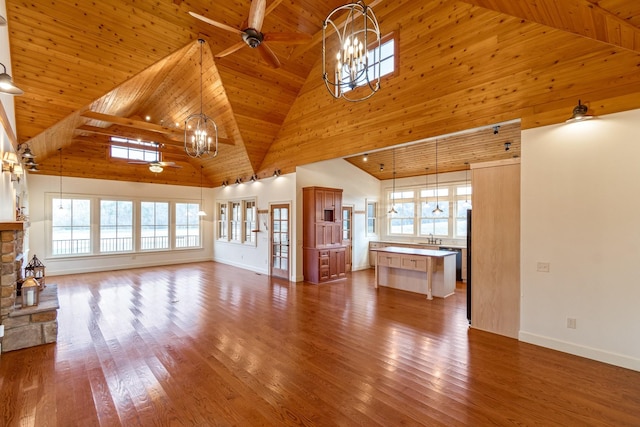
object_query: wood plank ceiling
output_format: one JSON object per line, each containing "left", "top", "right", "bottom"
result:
{"left": 4, "top": 0, "right": 640, "bottom": 186}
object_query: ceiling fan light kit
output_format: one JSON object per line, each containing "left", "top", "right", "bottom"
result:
{"left": 322, "top": 1, "right": 381, "bottom": 101}
{"left": 185, "top": 39, "right": 218, "bottom": 158}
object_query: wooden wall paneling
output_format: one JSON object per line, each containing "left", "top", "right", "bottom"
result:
{"left": 470, "top": 158, "right": 521, "bottom": 339}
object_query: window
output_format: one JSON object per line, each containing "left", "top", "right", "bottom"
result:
{"left": 110, "top": 137, "right": 159, "bottom": 162}
{"left": 455, "top": 185, "right": 472, "bottom": 237}
{"left": 342, "top": 32, "right": 396, "bottom": 93}
{"left": 175, "top": 202, "right": 201, "bottom": 248}
{"left": 230, "top": 202, "right": 242, "bottom": 242}
{"left": 389, "top": 190, "right": 415, "bottom": 235}
{"left": 100, "top": 200, "right": 133, "bottom": 252}
{"left": 217, "top": 202, "right": 228, "bottom": 240}
{"left": 244, "top": 200, "right": 256, "bottom": 244}
{"left": 387, "top": 181, "right": 471, "bottom": 239}
{"left": 51, "top": 198, "right": 91, "bottom": 255}
{"left": 216, "top": 198, "right": 258, "bottom": 245}
{"left": 141, "top": 201, "right": 169, "bottom": 250}
{"left": 420, "top": 188, "right": 449, "bottom": 237}
{"left": 366, "top": 201, "right": 377, "bottom": 235}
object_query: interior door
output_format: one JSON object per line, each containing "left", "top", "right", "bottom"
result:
{"left": 270, "top": 204, "right": 290, "bottom": 279}
{"left": 342, "top": 205, "right": 352, "bottom": 272}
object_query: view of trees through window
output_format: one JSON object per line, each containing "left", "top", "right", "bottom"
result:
{"left": 50, "top": 196, "right": 201, "bottom": 256}
{"left": 388, "top": 182, "right": 471, "bottom": 239}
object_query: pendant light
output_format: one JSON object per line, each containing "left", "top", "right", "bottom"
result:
{"left": 432, "top": 140, "right": 443, "bottom": 215}
{"left": 184, "top": 39, "right": 218, "bottom": 158}
{"left": 198, "top": 165, "right": 206, "bottom": 217}
{"left": 463, "top": 162, "right": 472, "bottom": 209}
{"left": 58, "top": 148, "right": 63, "bottom": 210}
{"left": 388, "top": 149, "right": 397, "bottom": 214}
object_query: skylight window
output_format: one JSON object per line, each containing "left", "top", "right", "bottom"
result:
{"left": 110, "top": 137, "right": 159, "bottom": 162}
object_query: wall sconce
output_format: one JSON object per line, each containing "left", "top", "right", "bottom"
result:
{"left": 566, "top": 99, "right": 593, "bottom": 123}
{"left": 250, "top": 174, "right": 259, "bottom": 182}
{"left": 235, "top": 177, "right": 243, "bottom": 185}
{"left": 3, "top": 152, "right": 21, "bottom": 181}
{"left": 0, "top": 62, "right": 24, "bottom": 95}
{"left": 221, "top": 180, "right": 228, "bottom": 187}
{"left": 504, "top": 142, "right": 511, "bottom": 151}
{"left": 363, "top": 153, "right": 368, "bottom": 162}
{"left": 379, "top": 163, "right": 384, "bottom": 172}
{"left": 273, "top": 169, "right": 281, "bottom": 177}
{"left": 493, "top": 125, "right": 500, "bottom": 135}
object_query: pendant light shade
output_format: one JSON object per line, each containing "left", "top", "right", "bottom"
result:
{"left": 0, "top": 62, "right": 24, "bottom": 95}
{"left": 432, "top": 140, "right": 443, "bottom": 215}
{"left": 566, "top": 99, "right": 593, "bottom": 123}
{"left": 185, "top": 39, "right": 218, "bottom": 158}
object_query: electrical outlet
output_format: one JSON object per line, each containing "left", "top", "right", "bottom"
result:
{"left": 537, "top": 262, "right": 550, "bottom": 273}
{"left": 567, "top": 318, "right": 577, "bottom": 329}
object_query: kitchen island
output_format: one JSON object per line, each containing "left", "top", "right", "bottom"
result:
{"left": 372, "top": 246, "right": 458, "bottom": 299}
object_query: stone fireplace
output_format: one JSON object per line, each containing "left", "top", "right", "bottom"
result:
{"left": 0, "top": 221, "right": 58, "bottom": 353}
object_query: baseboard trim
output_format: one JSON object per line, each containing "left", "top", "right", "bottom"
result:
{"left": 519, "top": 331, "right": 640, "bottom": 372}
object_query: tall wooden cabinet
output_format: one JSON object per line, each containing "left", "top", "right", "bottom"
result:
{"left": 303, "top": 187, "right": 347, "bottom": 284}
{"left": 470, "top": 159, "right": 520, "bottom": 339}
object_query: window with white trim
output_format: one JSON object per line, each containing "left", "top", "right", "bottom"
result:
{"left": 244, "top": 200, "right": 256, "bottom": 244}
{"left": 110, "top": 137, "right": 159, "bottom": 161}
{"left": 215, "top": 198, "right": 258, "bottom": 246}
{"left": 141, "top": 201, "right": 169, "bottom": 250}
{"left": 366, "top": 201, "right": 377, "bottom": 235}
{"left": 217, "top": 202, "right": 228, "bottom": 240}
{"left": 52, "top": 198, "right": 91, "bottom": 255}
{"left": 387, "top": 181, "right": 471, "bottom": 239}
{"left": 100, "top": 200, "right": 133, "bottom": 253}
{"left": 175, "top": 202, "right": 201, "bottom": 248}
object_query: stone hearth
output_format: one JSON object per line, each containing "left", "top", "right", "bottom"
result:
{"left": 1, "top": 221, "right": 59, "bottom": 353}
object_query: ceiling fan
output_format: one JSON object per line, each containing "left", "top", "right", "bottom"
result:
{"left": 189, "top": 0, "right": 312, "bottom": 68}
{"left": 128, "top": 143, "right": 181, "bottom": 173}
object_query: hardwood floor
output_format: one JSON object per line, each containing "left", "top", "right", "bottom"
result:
{"left": 1, "top": 262, "right": 639, "bottom": 426}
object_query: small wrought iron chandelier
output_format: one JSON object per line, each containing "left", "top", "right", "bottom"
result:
{"left": 185, "top": 39, "right": 218, "bottom": 158}
{"left": 322, "top": 1, "right": 381, "bottom": 101}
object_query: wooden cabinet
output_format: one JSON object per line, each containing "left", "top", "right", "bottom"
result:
{"left": 470, "top": 159, "right": 520, "bottom": 339}
{"left": 303, "top": 187, "right": 347, "bottom": 284}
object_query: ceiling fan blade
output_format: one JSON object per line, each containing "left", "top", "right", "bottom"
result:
{"left": 248, "top": 0, "right": 266, "bottom": 31}
{"left": 189, "top": 11, "right": 243, "bottom": 36}
{"left": 158, "top": 162, "right": 178, "bottom": 167}
{"left": 128, "top": 161, "right": 151, "bottom": 165}
{"left": 258, "top": 42, "right": 281, "bottom": 68}
{"left": 263, "top": 32, "right": 313, "bottom": 44}
{"left": 216, "top": 41, "right": 246, "bottom": 58}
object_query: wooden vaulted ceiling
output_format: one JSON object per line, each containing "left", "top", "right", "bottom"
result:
{"left": 4, "top": 0, "right": 640, "bottom": 186}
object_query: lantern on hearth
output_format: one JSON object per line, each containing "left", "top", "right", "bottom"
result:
{"left": 24, "top": 254, "right": 46, "bottom": 290}
{"left": 21, "top": 277, "right": 39, "bottom": 307}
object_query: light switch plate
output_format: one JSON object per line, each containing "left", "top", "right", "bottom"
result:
{"left": 537, "top": 262, "right": 550, "bottom": 273}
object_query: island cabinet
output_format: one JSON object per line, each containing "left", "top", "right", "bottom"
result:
{"left": 303, "top": 187, "right": 347, "bottom": 284}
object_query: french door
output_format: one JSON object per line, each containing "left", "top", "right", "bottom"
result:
{"left": 270, "top": 204, "right": 290, "bottom": 279}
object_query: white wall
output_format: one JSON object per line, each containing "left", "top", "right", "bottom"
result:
{"left": 27, "top": 175, "right": 215, "bottom": 275}
{"left": 296, "top": 158, "right": 381, "bottom": 278}
{"left": 520, "top": 109, "right": 640, "bottom": 371}
{"left": 212, "top": 172, "right": 297, "bottom": 280}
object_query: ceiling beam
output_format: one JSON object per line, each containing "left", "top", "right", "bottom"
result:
{"left": 461, "top": 0, "right": 640, "bottom": 54}
{"left": 78, "top": 112, "right": 233, "bottom": 145}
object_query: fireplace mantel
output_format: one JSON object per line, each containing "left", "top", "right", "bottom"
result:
{"left": 0, "top": 221, "right": 25, "bottom": 231}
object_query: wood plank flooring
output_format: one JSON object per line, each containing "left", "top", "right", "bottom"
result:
{"left": 1, "top": 262, "right": 639, "bottom": 426}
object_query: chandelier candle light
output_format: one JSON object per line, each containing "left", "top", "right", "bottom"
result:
{"left": 185, "top": 39, "right": 218, "bottom": 158}
{"left": 322, "top": 1, "right": 381, "bottom": 101}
